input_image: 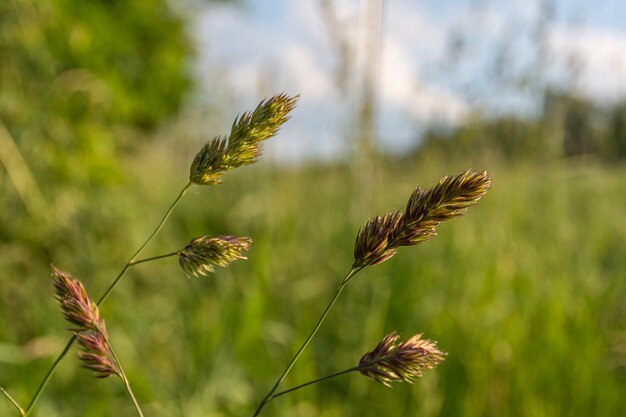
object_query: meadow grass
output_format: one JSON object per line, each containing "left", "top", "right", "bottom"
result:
{"left": 1, "top": 152, "right": 624, "bottom": 416}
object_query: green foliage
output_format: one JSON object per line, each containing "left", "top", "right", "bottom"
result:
{"left": 0, "top": 0, "right": 193, "bottom": 294}
{"left": 418, "top": 90, "right": 626, "bottom": 164}
{"left": 1, "top": 153, "right": 624, "bottom": 416}
{"left": 1, "top": 3, "right": 625, "bottom": 413}
{"left": 0, "top": 0, "right": 191, "bottom": 188}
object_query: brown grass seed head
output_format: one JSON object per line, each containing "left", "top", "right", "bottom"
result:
{"left": 52, "top": 264, "right": 100, "bottom": 331}
{"left": 353, "top": 170, "right": 491, "bottom": 268}
{"left": 51, "top": 265, "right": 119, "bottom": 378}
{"left": 76, "top": 323, "right": 120, "bottom": 378}
{"left": 359, "top": 332, "right": 446, "bottom": 386}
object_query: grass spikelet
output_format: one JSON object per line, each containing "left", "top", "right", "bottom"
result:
{"left": 359, "top": 332, "right": 446, "bottom": 386}
{"left": 76, "top": 325, "right": 120, "bottom": 378}
{"left": 52, "top": 265, "right": 100, "bottom": 331}
{"left": 51, "top": 265, "right": 119, "bottom": 378}
{"left": 190, "top": 93, "right": 299, "bottom": 185}
{"left": 398, "top": 170, "right": 492, "bottom": 244}
{"left": 353, "top": 170, "right": 491, "bottom": 267}
{"left": 178, "top": 235, "right": 252, "bottom": 277}
{"left": 353, "top": 212, "right": 404, "bottom": 267}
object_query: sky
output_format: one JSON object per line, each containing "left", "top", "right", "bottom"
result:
{"left": 192, "top": 0, "right": 626, "bottom": 162}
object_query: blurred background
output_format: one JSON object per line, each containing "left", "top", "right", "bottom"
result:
{"left": 1, "top": 0, "right": 625, "bottom": 416}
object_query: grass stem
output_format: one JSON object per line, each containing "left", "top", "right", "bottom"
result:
{"left": 20, "top": 182, "right": 192, "bottom": 416}
{"left": 266, "top": 355, "right": 416, "bottom": 403}
{"left": 267, "top": 366, "right": 359, "bottom": 402}
{"left": 1, "top": 387, "right": 25, "bottom": 416}
{"left": 97, "top": 181, "right": 192, "bottom": 305}
{"left": 251, "top": 267, "right": 363, "bottom": 417}
{"left": 104, "top": 335, "right": 145, "bottom": 417}
{"left": 128, "top": 252, "right": 180, "bottom": 266}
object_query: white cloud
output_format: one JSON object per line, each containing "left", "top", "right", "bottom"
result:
{"left": 385, "top": 1, "right": 446, "bottom": 58}
{"left": 190, "top": 0, "right": 626, "bottom": 161}
{"left": 550, "top": 26, "right": 626, "bottom": 101}
{"left": 190, "top": 0, "right": 470, "bottom": 160}
{"left": 380, "top": 32, "right": 467, "bottom": 124}
{"left": 280, "top": 43, "right": 334, "bottom": 98}
{"left": 194, "top": 2, "right": 337, "bottom": 98}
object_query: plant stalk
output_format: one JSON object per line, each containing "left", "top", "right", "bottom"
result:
{"left": 268, "top": 366, "right": 359, "bottom": 402}
{"left": 97, "top": 181, "right": 192, "bottom": 305}
{"left": 1, "top": 387, "right": 25, "bottom": 416}
{"left": 20, "top": 182, "right": 192, "bottom": 416}
{"left": 266, "top": 356, "right": 401, "bottom": 403}
{"left": 251, "top": 267, "right": 363, "bottom": 417}
{"left": 128, "top": 252, "right": 180, "bottom": 267}
{"left": 104, "top": 335, "right": 145, "bottom": 417}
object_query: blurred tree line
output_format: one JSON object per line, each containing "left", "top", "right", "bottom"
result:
{"left": 0, "top": 0, "right": 191, "bottom": 188}
{"left": 0, "top": 0, "right": 199, "bottom": 259}
{"left": 416, "top": 90, "right": 626, "bottom": 164}
{"left": 413, "top": 0, "right": 626, "bottom": 165}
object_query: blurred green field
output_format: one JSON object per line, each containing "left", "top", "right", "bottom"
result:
{"left": 1, "top": 150, "right": 625, "bottom": 417}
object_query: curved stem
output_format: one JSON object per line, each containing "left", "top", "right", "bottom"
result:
{"left": 105, "top": 336, "right": 145, "bottom": 417}
{"left": 251, "top": 267, "right": 363, "bottom": 417}
{"left": 120, "top": 374, "right": 145, "bottom": 417}
{"left": 128, "top": 251, "right": 180, "bottom": 267}
{"left": 23, "top": 334, "right": 77, "bottom": 415}
{"left": 119, "top": 375, "right": 145, "bottom": 417}
{"left": 268, "top": 355, "right": 400, "bottom": 403}
{"left": 21, "top": 182, "right": 192, "bottom": 416}
{"left": 268, "top": 366, "right": 359, "bottom": 402}
{"left": 1, "top": 387, "right": 25, "bottom": 416}
{"left": 97, "top": 182, "right": 192, "bottom": 306}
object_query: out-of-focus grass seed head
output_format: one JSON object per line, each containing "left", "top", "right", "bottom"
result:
{"left": 178, "top": 235, "right": 252, "bottom": 277}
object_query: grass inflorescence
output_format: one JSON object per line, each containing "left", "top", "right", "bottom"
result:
{"left": 1, "top": 94, "right": 491, "bottom": 417}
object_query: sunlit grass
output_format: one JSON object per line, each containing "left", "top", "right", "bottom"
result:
{"left": 1, "top": 153, "right": 625, "bottom": 416}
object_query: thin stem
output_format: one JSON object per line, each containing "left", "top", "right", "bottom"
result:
{"left": 129, "top": 251, "right": 180, "bottom": 266}
{"left": 23, "top": 334, "right": 77, "bottom": 415}
{"left": 119, "top": 375, "right": 145, "bottom": 417}
{"left": 21, "top": 182, "right": 192, "bottom": 416}
{"left": 251, "top": 267, "right": 364, "bottom": 417}
{"left": 1, "top": 387, "right": 25, "bottom": 416}
{"left": 266, "top": 355, "right": 396, "bottom": 404}
{"left": 97, "top": 181, "right": 192, "bottom": 306}
{"left": 104, "top": 336, "right": 145, "bottom": 417}
{"left": 268, "top": 366, "right": 359, "bottom": 402}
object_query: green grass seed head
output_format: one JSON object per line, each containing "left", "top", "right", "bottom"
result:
{"left": 178, "top": 235, "right": 252, "bottom": 277}
{"left": 189, "top": 93, "right": 299, "bottom": 185}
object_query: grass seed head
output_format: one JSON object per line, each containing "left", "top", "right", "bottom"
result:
{"left": 353, "top": 212, "right": 404, "bottom": 268}
{"left": 51, "top": 265, "right": 119, "bottom": 378}
{"left": 189, "top": 93, "right": 299, "bottom": 185}
{"left": 359, "top": 332, "right": 446, "bottom": 386}
{"left": 353, "top": 170, "right": 491, "bottom": 267}
{"left": 403, "top": 170, "right": 491, "bottom": 229}
{"left": 76, "top": 324, "right": 120, "bottom": 378}
{"left": 52, "top": 264, "right": 100, "bottom": 331}
{"left": 178, "top": 235, "right": 252, "bottom": 277}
